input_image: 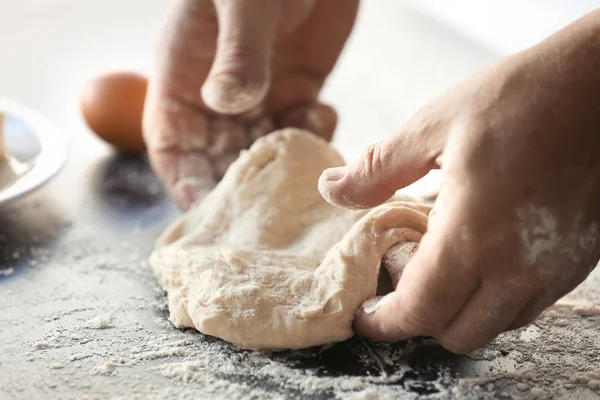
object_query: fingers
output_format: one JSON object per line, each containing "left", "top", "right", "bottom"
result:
{"left": 201, "top": 0, "right": 282, "bottom": 115}
{"left": 380, "top": 241, "right": 419, "bottom": 289}
{"left": 277, "top": 103, "right": 337, "bottom": 142}
{"left": 143, "top": 91, "right": 216, "bottom": 209}
{"left": 144, "top": 0, "right": 220, "bottom": 209}
{"left": 318, "top": 125, "right": 442, "bottom": 210}
{"left": 353, "top": 189, "right": 550, "bottom": 354}
{"left": 438, "top": 282, "right": 530, "bottom": 354}
{"left": 506, "top": 283, "right": 577, "bottom": 331}
{"left": 354, "top": 187, "right": 508, "bottom": 354}
{"left": 354, "top": 226, "right": 481, "bottom": 347}
{"left": 507, "top": 298, "right": 544, "bottom": 331}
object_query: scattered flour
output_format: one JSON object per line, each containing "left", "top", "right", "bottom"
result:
{"left": 96, "top": 362, "right": 116, "bottom": 375}
{"left": 553, "top": 299, "right": 600, "bottom": 316}
{"left": 516, "top": 205, "right": 561, "bottom": 266}
{"left": 134, "top": 346, "right": 186, "bottom": 360}
{"left": 4, "top": 210, "right": 600, "bottom": 400}
{"left": 33, "top": 342, "right": 50, "bottom": 350}
{"left": 85, "top": 315, "right": 114, "bottom": 329}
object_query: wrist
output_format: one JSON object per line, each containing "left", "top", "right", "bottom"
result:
{"left": 529, "top": 10, "right": 600, "bottom": 90}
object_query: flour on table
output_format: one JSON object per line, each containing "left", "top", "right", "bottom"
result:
{"left": 84, "top": 314, "right": 114, "bottom": 329}
{"left": 150, "top": 129, "right": 429, "bottom": 350}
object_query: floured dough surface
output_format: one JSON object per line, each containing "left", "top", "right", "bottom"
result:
{"left": 150, "top": 129, "right": 430, "bottom": 350}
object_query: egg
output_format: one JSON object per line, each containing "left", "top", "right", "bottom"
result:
{"left": 81, "top": 71, "right": 148, "bottom": 153}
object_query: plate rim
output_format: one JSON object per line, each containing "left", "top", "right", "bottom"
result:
{"left": 0, "top": 97, "right": 67, "bottom": 206}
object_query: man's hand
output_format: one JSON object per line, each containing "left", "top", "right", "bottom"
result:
{"left": 144, "top": 0, "right": 358, "bottom": 209}
{"left": 319, "top": 11, "right": 600, "bottom": 354}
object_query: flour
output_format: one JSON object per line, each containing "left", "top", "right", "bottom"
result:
{"left": 8, "top": 264, "right": 600, "bottom": 399}
{"left": 517, "top": 205, "right": 599, "bottom": 271}
{"left": 33, "top": 342, "right": 50, "bottom": 350}
{"left": 516, "top": 382, "right": 529, "bottom": 391}
{"left": 553, "top": 298, "right": 600, "bottom": 316}
{"left": 97, "top": 362, "right": 116, "bottom": 375}
{"left": 134, "top": 346, "right": 186, "bottom": 360}
{"left": 85, "top": 315, "right": 114, "bottom": 329}
{"left": 4, "top": 178, "right": 600, "bottom": 400}
{"left": 516, "top": 205, "right": 561, "bottom": 265}
{"left": 151, "top": 338, "right": 452, "bottom": 400}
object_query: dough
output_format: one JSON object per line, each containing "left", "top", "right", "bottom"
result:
{"left": 150, "top": 129, "right": 430, "bottom": 350}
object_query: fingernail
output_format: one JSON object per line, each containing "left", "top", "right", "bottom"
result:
{"left": 323, "top": 166, "right": 347, "bottom": 182}
{"left": 361, "top": 293, "right": 392, "bottom": 315}
{"left": 201, "top": 74, "right": 263, "bottom": 115}
{"left": 319, "top": 166, "right": 360, "bottom": 209}
{"left": 362, "top": 296, "right": 383, "bottom": 314}
{"left": 211, "top": 73, "right": 247, "bottom": 90}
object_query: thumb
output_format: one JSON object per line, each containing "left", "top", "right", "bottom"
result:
{"left": 318, "top": 127, "right": 442, "bottom": 209}
{"left": 201, "top": 0, "right": 281, "bottom": 115}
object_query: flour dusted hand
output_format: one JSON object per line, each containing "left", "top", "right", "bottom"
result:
{"left": 143, "top": 0, "right": 357, "bottom": 209}
{"left": 320, "top": 12, "right": 600, "bottom": 354}
{"left": 150, "top": 129, "right": 429, "bottom": 350}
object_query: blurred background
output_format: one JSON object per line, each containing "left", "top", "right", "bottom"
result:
{"left": 0, "top": 0, "right": 597, "bottom": 156}
{"left": 409, "top": 0, "right": 600, "bottom": 54}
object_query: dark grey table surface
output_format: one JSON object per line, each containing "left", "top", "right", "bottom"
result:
{"left": 1, "top": 129, "right": 600, "bottom": 400}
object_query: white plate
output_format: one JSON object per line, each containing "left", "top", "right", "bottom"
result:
{"left": 0, "top": 97, "right": 67, "bottom": 206}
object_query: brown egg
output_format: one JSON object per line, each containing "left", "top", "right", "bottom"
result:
{"left": 81, "top": 71, "right": 148, "bottom": 153}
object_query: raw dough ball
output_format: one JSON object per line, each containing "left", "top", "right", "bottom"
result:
{"left": 81, "top": 71, "right": 147, "bottom": 153}
{"left": 150, "top": 129, "right": 430, "bottom": 350}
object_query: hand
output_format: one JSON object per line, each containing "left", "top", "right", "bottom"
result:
{"left": 144, "top": 0, "right": 358, "bottom": 209}
{"left": 319, "top": 11, "right": 600, "bottom": 354}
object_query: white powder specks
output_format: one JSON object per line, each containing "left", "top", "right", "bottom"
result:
{"left": 33, "top": 342, "right": 50, "bottom": 350}
{"left": 516, "top": 206, "right": 561, "bottom": 265}
{"left": 85, "top": 315, "right": 114, "bottom": 329}
{"left": 158, "top": 362, "right": 206, "bottom": 383}
{"left": 554, "top": 298, "right": 600, "bottom": 316}
{"left": 517, "top": 205, "right": 599, "bottom": 267}
{"left": 134, "top": 346, "right": 186, "bottom": 360}
{"left": 573, "top": 222, "right": 598, "bottom": 265}
{"left": 97, "top": 362, "right": 116, "bottom": 375}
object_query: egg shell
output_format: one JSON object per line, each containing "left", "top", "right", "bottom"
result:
{"left": 81, "top": 71, "right": 148, "bottom": 153}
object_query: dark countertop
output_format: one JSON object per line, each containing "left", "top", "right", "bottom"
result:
{"left": 1, "top": 134, "right": 600, "bottom": 400}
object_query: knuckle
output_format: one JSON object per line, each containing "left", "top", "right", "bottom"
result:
{"left": 395, "top": 306, "right": 445, "bottom": 337}
{"left": 216, "top": 36, "right": 264, "bottom": 68}
{"left": 360, "top": 142, "right": 385, "bottom": 180}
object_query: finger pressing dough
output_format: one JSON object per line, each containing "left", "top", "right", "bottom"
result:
{"left": 150, "top": 129, "right": 430, "bottom": 350}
